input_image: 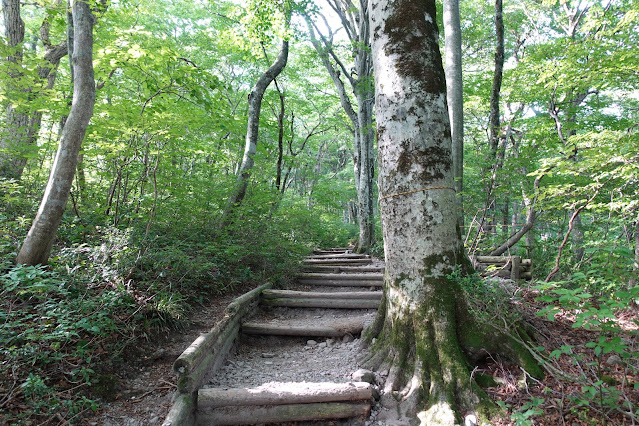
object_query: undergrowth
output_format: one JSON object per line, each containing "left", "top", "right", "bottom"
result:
{"left": 0, "top": 180, "right": 357, "bottom": 424}
{"left": 451, "top": 265, "right": 639, "bottom": 425}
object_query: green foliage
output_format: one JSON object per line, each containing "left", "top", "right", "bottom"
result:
{"left": 535, "top": 278, "right": 639, "bottom": 422}
{"left": 450, "top": 268, "right": 520, "bottom": 323}
{"left": 0, "top": 263, "right": 132, "bottom": 422}
{"left": 497, "top": 397, "right": 545, "bottom": 426}
{"left": 2, "top": 165, "right": 358, "bottom": 423}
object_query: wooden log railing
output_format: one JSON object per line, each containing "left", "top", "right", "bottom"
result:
{"left": 471, "top": 255, "right": 532, "bottom": 280}
{"left": 163, "top": 282, "right": 273, "bottom": 426}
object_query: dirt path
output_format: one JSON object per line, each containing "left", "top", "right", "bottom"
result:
{"left": 196, "top": 248, "right": 388, "bottom": 425}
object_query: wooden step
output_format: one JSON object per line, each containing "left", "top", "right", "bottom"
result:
{"left": 313, "top": 249, "right": 351, "bottom": 255}
{"left": 241, "top": 317, "right": 368, "bottom": 337}
{"left": 307, "top": 253, "right": 371, "bottom": 260}
{"left": 297, "top": 272, "right": 383, "bottom": 287}
{"left": 304, "top": 258, "right": 373, "bottom": 265}
{"left": 197, "top": 382, "right": 372, "bottom": 425}
{"left": 198, "top": 401, "right": 370, "bottom": 425}
{"left": 302, "top": 265, "right": 386, "bottom": 274}
{"left": 299, "top": 280, "right": 383, "bottom": 287}
{"left": 264, "top": 290, "right": 382, "bottom": 300}
{"left": 261, "top": 290, "right": 382, "bottom": 309}
{"left": 199, "top": 381, "right": 372, "bottom": 408}
{"left": 297, "top": 272, "right": 383, "bottom": 280}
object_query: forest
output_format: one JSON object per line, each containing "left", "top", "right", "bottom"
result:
{"left": 0, "top": 0, "right": 637, "bottom": 424}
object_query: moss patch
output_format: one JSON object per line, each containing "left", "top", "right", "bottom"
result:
{"left": 382, "top": 0, "right": 445, "bottom": 95}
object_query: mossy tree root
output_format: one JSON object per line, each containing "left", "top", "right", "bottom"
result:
{"left": 364, "top": 288, "right": 542, "bottom": 425}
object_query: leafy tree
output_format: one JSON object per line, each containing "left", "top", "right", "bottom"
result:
{"left": 0, "top": 0, "right": 67, "bottom": 180}
{"left": 305, "top": 0, "right": 376, "bottom": 252}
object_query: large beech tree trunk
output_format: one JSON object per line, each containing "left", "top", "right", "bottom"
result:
{"left": 16, "top": 0, "right": 95, "bottom": 265}
{"left": 365, "top": 0, "right": 540, "bottom": 423}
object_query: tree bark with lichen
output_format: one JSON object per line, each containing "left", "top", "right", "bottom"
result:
{"left": 364, "top": 0, "right": 541, "bottom": 424}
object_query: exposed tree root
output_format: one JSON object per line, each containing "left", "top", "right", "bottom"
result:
{"left": 360, "top": 283, "right": 542, "bottom": 425}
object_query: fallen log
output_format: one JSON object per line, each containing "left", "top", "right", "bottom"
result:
{"left": 197, "top": 401, "right": 370, "bottom": 425}
{"left": 474, "top": 255, "right": 514, "bottom": 264}
{"left": 471, "top": 255, "right": 533, "bottom": 280}
{"left": 473, "top": 255, "right": 532, "bottom": 265}
{"left": 473, "top": 263, "right": 511, "bottom": 272}
{"left": 262, "top": 290, "right": 382, "bottom": 300}
{"left": 198, "top": 381, "right": 372, "bottom": 408}
{"left": 241, "top": 320, "right": 365, "bottom": 337}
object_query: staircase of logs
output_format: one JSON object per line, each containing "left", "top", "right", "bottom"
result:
{"left": 163, "top": 247, "right": 383, "bottom": 426}
{"left": 162, "top": 250, "right": 532, "bottom": 425}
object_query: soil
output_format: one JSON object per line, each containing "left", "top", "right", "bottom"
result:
{"left": 81, "top": 291, "right": 240, "bottom": 426}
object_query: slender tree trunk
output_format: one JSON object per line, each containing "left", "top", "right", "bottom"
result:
{"left": 16, "top": 0, "right": 95, "bottom": 265}
{"left": 223, "top": 38, "right": 289, "bottom": 215}
{"left": 353, "top": 4, "right": 375, "bottom": 252}
{"left": 571, "top": 214, "right": 585, "bottom": 262}
{"left": 472, "top": 0, "right": 505, "bottom": 252}
{"left": 630, "top": 219, "right": 638, "bottom": 289}
{"left": 364, "top": 1, "right": 540, "bottom": 423}
{"left": 443, "top": 0, "right": 464, "bottom": 229}
{"left": 275, "top": 89, "right": 285, "bottom": 192}
{"left": 489, "top": 0, "right": 504, "bottom": 154}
